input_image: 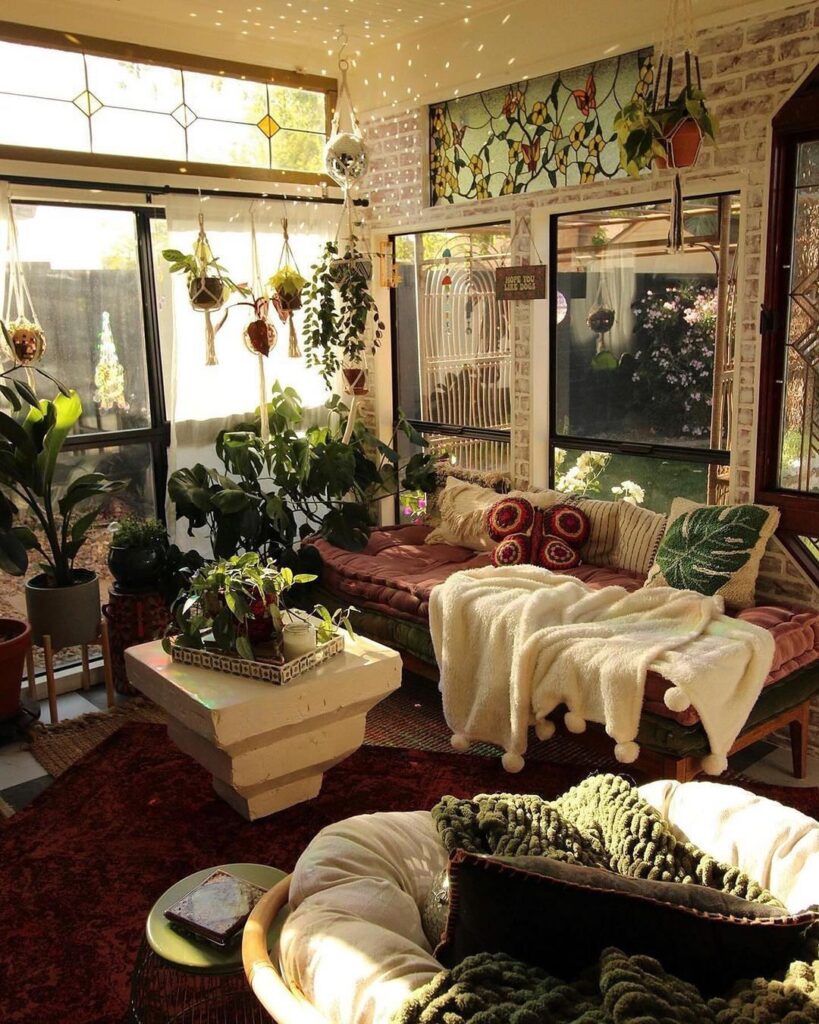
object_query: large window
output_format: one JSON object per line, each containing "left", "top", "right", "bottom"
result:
{"left": 0, "top": 26, "right": 333, "bottom": 181}
{"left": 391, "top": 223, "right": 512, "bottom": 475}
{"left": 758, "top": 65, "right": 819, "bottom": 567}
{"left": 2, "top": 198, "right": 167, "bottom": 670}
{"left": 551, "top": 194, "right": 739, "bottom": 513}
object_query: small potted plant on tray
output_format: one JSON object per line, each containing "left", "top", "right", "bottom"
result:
{"left": 107, "top": 516, "right": 169, "bottom": 592}
{"left": 303, "top": 239, "right": 384, "bottom": 395}
{"left": 164, "top": 553, "right": 353, "bottom": 668}
{"left": 614, "top": 84, "right": 717, "bottom": 177}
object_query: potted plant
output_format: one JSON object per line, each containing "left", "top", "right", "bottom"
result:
{"left": 303, "top": 239, "right": 385, "bottom": 393}
{"left": 6, "top": 315, "right": 46, "bottom": 366}
{"left": 269, "top": 266, "right": 308, "bottom": 321}
{"left": 107, "top": 516, "right": 168, "bottom": 592}
{"left": 162, "top": 240, "right": 247, "bottom": 312}
{"left": 614, "top": 85, "right": 717, "bottom": 177}
{"left": 0, "top": 385, "right": 125, "bottom": 650}
{"left": 165, "top": 552, "right": 327, "bottom": 662}
{"left": 0, "top": 619, "right": 31, "bottom": 721}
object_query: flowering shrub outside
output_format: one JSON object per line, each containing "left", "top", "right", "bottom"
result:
{"left": 630, "top": 282, "right": 716, "bottom": 441}
{"left": 401, "top": 490, "right": 428, "bottom": 524}
{"left": 554, "top": 448, "right": 645, "bottom": 504}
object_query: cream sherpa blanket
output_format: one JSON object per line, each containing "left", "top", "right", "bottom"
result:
{"left": 429, "top": 565, "right": 774, "bottom": 775}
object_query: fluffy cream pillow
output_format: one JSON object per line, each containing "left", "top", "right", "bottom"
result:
{"left": 645, "top": 498, "right": 780, "bottom": 609}
{"left": 425, "top": 477, "right": 501, "bottom": 551}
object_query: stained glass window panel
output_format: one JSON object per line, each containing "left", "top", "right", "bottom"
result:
{"left": 92, "top": 107, "right": 186, "bottom": 161}
{"left": 0, "top": 93, "right": 90, "bottom": 150}
{"left": 0, "top": 40, "right": 85, "bottom": 99}
{"left": 187, "top": 119, "right": 269, "bottom": 167}
{"left": 85, "top": 56, "right": 183, "bottom": 112}
{"left": 268, "top": 84, "right": 325, "bottom": 132}
{"left": 269, "top": 129, "right": 325, "bottom": 173}
{"left": 182, "top": 71, "right": 267, "bottom": 123}
{"left": 430, "top": 48, "right": 653, "bottom": 205}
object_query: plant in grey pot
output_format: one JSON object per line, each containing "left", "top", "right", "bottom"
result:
{"left": 0, "top": 383, "right": 125, "bottom": 650}
{"left": 107, "top": 516, "right": 168, "bottom": 592}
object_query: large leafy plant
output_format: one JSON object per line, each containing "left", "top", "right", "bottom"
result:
{"left": 0, "top": 358, "right": 125, "bottom": 585}
{"left": 303, "top": 239, "right": 385, "bottom": 386}
{"left": 614, "top": 85, "right": 717, "bottom": 177}
{"left": 168, "top": 382, "right": 437, "bottom": 561}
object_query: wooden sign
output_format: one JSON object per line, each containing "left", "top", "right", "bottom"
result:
{"left": 495, "top": 264, "right": 547, "bottom": 301}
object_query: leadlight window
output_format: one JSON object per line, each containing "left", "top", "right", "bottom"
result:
{"left": 0, "top": 32, "right": 331, "bottom": 180}
{"left": 551, "top": 194, "right": 739, "bottom": 514}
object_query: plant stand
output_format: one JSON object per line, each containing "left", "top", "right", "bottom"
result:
{"left": 24, "top": 619, "right": 115, "bottom": 724}
{"left": 103, "top": 589, "right": 171, "bottom": 696}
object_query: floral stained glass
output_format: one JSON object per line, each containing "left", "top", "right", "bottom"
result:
{"left": 430, "top": 49, "right": 653, "bottom": 204}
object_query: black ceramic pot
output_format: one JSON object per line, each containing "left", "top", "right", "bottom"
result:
{"left": 108, "top": 544, "right": 164, "bottom": 591}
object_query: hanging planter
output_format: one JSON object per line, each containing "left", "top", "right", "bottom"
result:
{"left": 243, "top": 297, "right": 278, "bottom": 358}
{"left": 587, "top": 307, "right": 616, "bottom": 335}
{"left": 7, "top": 316, "right": 46, "bottom": 366}
{"left": 269, "top": 219, "right": 308, "bottom": 358}
{"left": 3, "top": 203, "right": 47, "bottom": 372}
{"left": 342, "top": 363, "right": 369, "bottom": 396}
{"left": 655, "top": 115, "right": 704, "bottom": 170}
{"left": 162, "top": 213, "right": 247, "bottom": 365}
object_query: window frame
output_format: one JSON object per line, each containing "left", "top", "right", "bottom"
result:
{"left": 547, "top": 193, "right": 735, "bottom": 499}
{"left": 0, "top": 19, "right": 337, "bottom": 185}
{"left": 7, "top": 196, "right": 170, "bottom": 519}
{"left": 756, "top": 67, "right": 819, "bottom": 539}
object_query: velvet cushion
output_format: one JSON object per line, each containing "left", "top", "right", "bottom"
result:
{"left": 436, "top": 850, "right": 817, "bottom": 993}
{"left": 487, "top": 498, "right": 587, "bottom": 570}
{"left": 645, "top": 499, "right": 780, "bottom": 609}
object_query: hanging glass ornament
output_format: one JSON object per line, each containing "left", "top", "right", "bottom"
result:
{"left": 93, "top": 311, "right": 129, "bottom": 411}
{"left": 324, "top": 35, "right": 368, "bottom": 188}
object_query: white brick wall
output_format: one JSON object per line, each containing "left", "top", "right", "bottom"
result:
{"left": 361, "top": 3, "right": 819, "bottom": 745}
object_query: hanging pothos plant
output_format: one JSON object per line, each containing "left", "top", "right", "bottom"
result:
{"left": 615, "top": 84, "right": 717, "bottom": 178}
{"left": 302, "top": 238, "right": 385, "bottom": 392}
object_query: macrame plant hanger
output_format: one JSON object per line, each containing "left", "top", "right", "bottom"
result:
{"left": 191, "top": 209, "right": 230, "bottom": 366}
{"left": 2, "top": 199, "right": 47, "bottom": 382}
{"left": 248, "top": 207, "right": 272, "bottom": 442}
{"left": 654, "top": 0, "right": 701, "bottom": 253}
{"left": 272, "top": 215, "right": 304, "bottom": 358}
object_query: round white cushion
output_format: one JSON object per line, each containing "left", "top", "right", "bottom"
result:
{"left": 281, "top": 784, "right": 819, "bottom": 1024}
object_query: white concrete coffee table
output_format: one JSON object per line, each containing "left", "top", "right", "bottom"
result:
{"left": 125, "top": 635, "right": 401, "bottom": 820}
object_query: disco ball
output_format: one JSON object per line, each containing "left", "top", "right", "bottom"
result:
{"left": 324, "top": 130, "right": 369, "bottom": 186}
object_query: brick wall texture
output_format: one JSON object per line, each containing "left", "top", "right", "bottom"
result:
{"left": 360, "top": 4, "right": 819, "bottom": 748}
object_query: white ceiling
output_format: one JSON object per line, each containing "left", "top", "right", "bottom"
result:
{"left": 0, "top": 0, "right": 798, "bottom": 111}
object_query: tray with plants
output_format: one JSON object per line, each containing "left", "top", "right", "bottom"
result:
{"left": 162, "top": 553, "right": 355, "bottom": 685}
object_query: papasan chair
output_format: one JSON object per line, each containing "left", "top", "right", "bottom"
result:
{"left": 243, "top": 779, "right": 819, "bottom": 1024}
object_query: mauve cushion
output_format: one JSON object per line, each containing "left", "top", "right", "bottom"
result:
{"left": 307, "top": 527, "right": 819, "bottom": 726}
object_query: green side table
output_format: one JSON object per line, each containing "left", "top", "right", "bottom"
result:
{"left": 128, "top": 863, "right": 286, "bottom": 1024}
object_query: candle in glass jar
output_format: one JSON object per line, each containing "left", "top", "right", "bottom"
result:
{"left": 282, "top": 620, "right": 317, "bottom": 661}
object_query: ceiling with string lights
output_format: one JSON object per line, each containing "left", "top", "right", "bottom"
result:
{"left": 1, "top": 0, "right": 791, "bottom": 112}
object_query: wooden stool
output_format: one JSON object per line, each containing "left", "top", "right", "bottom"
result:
{"left": 24, "top": 618, "right": 115, "bottom": 724}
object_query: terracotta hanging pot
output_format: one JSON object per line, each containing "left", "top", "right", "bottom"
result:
{"left": 343, "top": 365, "right": 369, "bottom": 395}
{"left": 655, "top": 117, "right": 703, "bottom": 170}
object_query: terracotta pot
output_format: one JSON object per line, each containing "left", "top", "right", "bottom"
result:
{"left": 655, "top": 117, "right": 703, "bottom": 170}
{"left": 343, "top": 366, "right": 369, "bottom": 395}
{"left": 25, "top": 570, "right": 101, "bottom": 649}
{"left": 188, "top": 276, "right": 225, "bottom": 311}
{"left": 0, "top": 619, "right": 31, "bottom": 720}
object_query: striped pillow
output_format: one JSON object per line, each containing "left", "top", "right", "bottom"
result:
{"left": 563, "top": 497, "right": 620, "bottom": 566}
{"left": 614, "top": 502, "right": 667, "bottom": 577}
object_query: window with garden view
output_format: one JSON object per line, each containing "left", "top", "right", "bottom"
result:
{"left": 757, "top": 65, "right": 819, "bottom": 576}
{"left": 551, "top": 194, "right": 738, "bottom": 513}
{"left": 391, "top": 223, "right": 512, "bottom": 503}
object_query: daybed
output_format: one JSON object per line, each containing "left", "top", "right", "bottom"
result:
{"left": 306, "top": 518, "right": 819, "bottom": 781}
{"left": 243, "top": 780, "right": 819, "bottom": 1024}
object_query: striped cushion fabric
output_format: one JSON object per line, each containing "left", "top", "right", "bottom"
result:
{"left": 563, "top": 497, "right": 620, "bottom": 566}
{"left": 614, "top": 502, "right": 667, "bottom": 576}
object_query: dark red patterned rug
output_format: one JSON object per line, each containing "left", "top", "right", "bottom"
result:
{"left": 1, "top": 724, "right": 817, "bottom": 1024}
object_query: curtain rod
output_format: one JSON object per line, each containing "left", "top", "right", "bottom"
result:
{"left": 0, "top": 174, "right": 368, "bottom": 206}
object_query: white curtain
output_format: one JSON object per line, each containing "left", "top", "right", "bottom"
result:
{"left": 160, "top": 195, "right": 341, "bottom": 541}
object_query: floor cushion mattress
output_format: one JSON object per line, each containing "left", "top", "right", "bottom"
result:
{"left": 281, "top": 789, "right": 819, "bottom": 1024}
{"left": 309, "top": 527, "right": 819, "bottom": 729}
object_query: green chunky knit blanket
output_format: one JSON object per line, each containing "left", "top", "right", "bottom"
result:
{"left": 390, "top": 775, "right": 819, "bottom": 1024}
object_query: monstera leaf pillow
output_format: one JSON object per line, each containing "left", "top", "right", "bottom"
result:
{"left": 645, "top": 498, "right": 779, "bottom": 609}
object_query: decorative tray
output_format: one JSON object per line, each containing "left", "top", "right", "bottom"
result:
{"left": 168, "top": 631, "right": 344, "bottom": 685}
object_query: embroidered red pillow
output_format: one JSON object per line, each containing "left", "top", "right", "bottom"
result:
{"left": 486, "top": 499, "right": 588, "bottom": 571}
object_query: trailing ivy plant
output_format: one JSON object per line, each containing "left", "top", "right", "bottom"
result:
{"left": 167, "top": 381, "right": 438, "bottom": 562}
{"left": 302, "top": 239, "right": 385, "bottom": 386}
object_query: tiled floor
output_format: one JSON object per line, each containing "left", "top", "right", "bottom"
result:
{"left": 0, "top": 686, "right": 816, "bottom": 813}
